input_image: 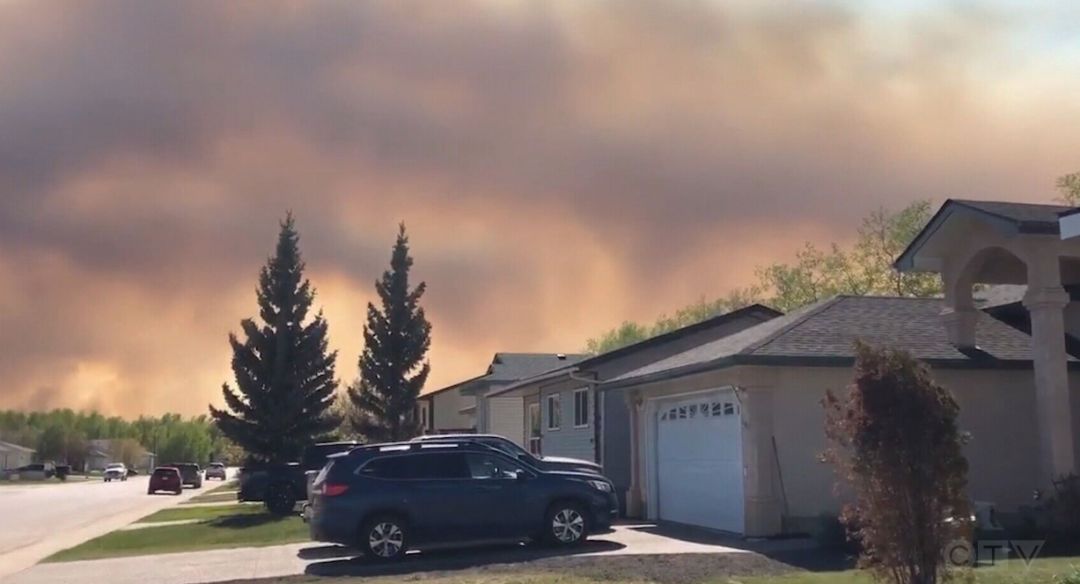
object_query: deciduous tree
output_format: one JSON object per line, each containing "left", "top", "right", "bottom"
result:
{"left": 823, "top": 342, "right": 971, "bottom": 584}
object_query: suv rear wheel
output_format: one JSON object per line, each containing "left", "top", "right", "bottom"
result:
{"left": 544, "top": 502, "right": 587, "bottom": 547}
{"left": 360, "top": 515, "right": 408, "bottom": 561}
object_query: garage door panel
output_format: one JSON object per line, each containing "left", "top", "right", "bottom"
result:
{"left": 656, "top": 391, "right": 744, "bottom": 533}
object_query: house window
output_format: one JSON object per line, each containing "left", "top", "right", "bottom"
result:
{"left": 573, "top": 389, "right": 590, "bottom": 428}
{"left": 546, "top": 394, "right": 561, "bottom": 430}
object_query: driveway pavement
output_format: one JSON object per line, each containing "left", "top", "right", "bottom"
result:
{"left": 6, "top": 523, "right": 801, "bottom": 584}
{"left": 0, "top": 474, "right": 218, "bottom": 581}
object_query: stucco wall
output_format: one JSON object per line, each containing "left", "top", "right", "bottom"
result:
{"left": 624, "top": 363, "right": 1075, "bottom": 535}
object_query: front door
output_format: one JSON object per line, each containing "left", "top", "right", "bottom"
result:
{"left": 527, "top": 402, "right": 542, "bottom": 455}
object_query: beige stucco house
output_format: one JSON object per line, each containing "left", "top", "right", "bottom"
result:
{"left": 596, "top": 199, "right": 1080, "bottom": 537}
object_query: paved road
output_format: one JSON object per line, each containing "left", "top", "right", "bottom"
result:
{"left": 0, "top": 475, "right": 210, "bottom": 581}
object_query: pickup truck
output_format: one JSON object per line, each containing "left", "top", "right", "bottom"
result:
{"left": 238, "top": 441, "right": 360, "bottom": 515}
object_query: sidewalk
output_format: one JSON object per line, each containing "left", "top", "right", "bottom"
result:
{"left": 5, "top": 544, "right": 312, "bottom": 584}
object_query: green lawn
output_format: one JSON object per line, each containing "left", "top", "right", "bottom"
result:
{"left": 181, "top": 491, "right": 240, "bottom": 505}
{"left": 46, "top": 513, "right": 308, "bottom": 562}
{"left": 136, "top": 503, "right": 265, "bottom": 524}
{"left": 740, "top": 558, "right": 1080, "bottom": 584}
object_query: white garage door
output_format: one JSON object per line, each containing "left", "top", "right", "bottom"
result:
{"left": 656, "top": 391, "right": 744, "bottom": 533}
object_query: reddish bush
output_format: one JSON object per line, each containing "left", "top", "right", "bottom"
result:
{"left": 823, "top": 342, "right": 971, "bottom": 584}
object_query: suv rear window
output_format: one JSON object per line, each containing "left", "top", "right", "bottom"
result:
{"left": 361, "top": 452, "right": 468, "bottom": 480}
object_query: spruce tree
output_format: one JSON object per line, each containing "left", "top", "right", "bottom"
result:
{"left": 209, "top": 214, "right": 339, "bottom": 462}
{"left": 349, "top": 223, "right": 432, "bottom": 441}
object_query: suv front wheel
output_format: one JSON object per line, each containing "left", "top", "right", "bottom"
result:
{"left": 544, "top": 502, "right": 587, "bottom": 547}
{"left": 361, "top": 515, "right": 409, "bottom": 561}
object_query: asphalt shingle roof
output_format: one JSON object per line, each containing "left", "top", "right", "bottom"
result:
{"left": 421, "top": 352, "right": 588, "bottom": 396}
{"left": 607, "top": 296, "right": 1057, "bottom": 385}
{"left": 485, "top": 352, "right": 589, "bottom": 381}
{"left": 951, "top": 199, "right": 1074, "bottom": 233}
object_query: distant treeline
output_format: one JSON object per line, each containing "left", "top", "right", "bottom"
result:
{"left": 0, "top": 409, "right": 241, "bottom": 468}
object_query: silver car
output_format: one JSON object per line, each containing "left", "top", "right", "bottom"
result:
{"left": 104, "top": 463, "right": 128, "bottom": 482}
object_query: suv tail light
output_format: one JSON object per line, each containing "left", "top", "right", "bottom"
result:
{"left": 323, "top": 483, "right": 349, "bottom": 497}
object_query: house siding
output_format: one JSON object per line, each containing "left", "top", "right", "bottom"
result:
{"left": 540, "top": 385, "right": 595, "bottom": 461}
{"left": 429, "top": 388, "right": 475, "bottom": 432}
{"left": 488, "top": 396, "right": 525, "bottom": 446}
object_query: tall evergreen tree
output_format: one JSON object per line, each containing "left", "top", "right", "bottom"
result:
{"left": 209, "top": 214, "right": 339, "bottom": 462}
{"left": 349, "top": 223, "right": 432, "bottom": 441}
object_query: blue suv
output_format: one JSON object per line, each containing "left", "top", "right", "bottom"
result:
{"left": 307, "top": 441, "right": 618, "bottom": 561}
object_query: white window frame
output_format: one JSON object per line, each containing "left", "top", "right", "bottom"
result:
{"left": 546, "top": 393, "right": 561, "bottom": 431}
{"left": 573, "top": 388, "right": 590, "bottom": 428}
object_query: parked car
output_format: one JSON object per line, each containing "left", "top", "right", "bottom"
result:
{"left": 307, "top": 440, "right": 618, "bottom": 561}
{"left": 103, "top": 463, "right": 128, "bottom": 482}
{"left": 239, "top": 441, "right": 360, "bottom": 515}
{"left": 13, "top": 462, "right": 55, "bottom": 481}
{"left": 168, "top": 463, "right": 203, "bottom": 489}
{"left": 205, "top": 462, "right": 227, "bottom": 481}
{"left": 148, "top": 466, "right": 183, "bottom": 495}
{"left": 411, "top": 434, "right": 603, "bottom": 474}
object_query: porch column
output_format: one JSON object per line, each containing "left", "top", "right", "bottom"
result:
{"left": 1023, "top": 265, "right": 1076, "bottom": 480}
{"left": 941, "top": 259, "right": 979, "bottom": 347}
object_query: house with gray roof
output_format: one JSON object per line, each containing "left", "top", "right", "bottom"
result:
{"left": 597, "top": 198, "right": 1080, "bottom": 538}
{"left": 485, "top": 304, "right": 781, "bottom": 512}
{"left": 0, "top": 440, "right": 36, "bottom": 471}
{"left": 417, "top": 352, "right": 587, "bottom": 435}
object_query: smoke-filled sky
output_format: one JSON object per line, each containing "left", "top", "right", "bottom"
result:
{"left": 2, "top": 0, "right": 1079, "bottom": 416}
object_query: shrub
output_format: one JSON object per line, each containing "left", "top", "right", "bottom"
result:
{"left": 823, "top": 342, "right": 972, "bottom": 584}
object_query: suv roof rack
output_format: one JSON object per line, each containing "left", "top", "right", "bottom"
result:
{"left": 347, "top": 439, "right": 498, "bottom": 455}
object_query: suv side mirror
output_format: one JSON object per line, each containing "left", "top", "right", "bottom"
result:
{"left": 514, "top": 470, "right": 530, "bottom": 482}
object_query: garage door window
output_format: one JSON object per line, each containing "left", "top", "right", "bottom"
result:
{"left": 660, "top": 400, "right": 738, "bottom": 421}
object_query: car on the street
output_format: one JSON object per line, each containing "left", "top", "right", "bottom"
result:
{"left": 169, "top": 463, "right": 203, "bottom": 489}
{"left": 13, "top": 462, "right": 55, "bottom": 481}
{"left": 239, "top": 441, "right": 360, "bottom": 515}
{"left": 411, "top": 433, "right": 603, "bottom": 474}
{"left": 205, "top": 462, "right": 227, "bottom": 481}
{"left": 147, "top": 466, "right": 183, "bottom": 495}
{"left": 307, "top": 440, "right": 618, "bottom": 561}
{"left": 103, "top": 463, "right": 128, "bottom": 482}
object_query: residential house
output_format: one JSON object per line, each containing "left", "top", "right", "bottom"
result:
{"left": 417, "top": 353, "right": 587, "bottom": 436}
{"left": 0, "top": 440, "right": 35, "bottom": 470}
{"left": 484, "top": 304, "right": 782, "bottom": 512}
{"left": 597, "top": 199, "right": 1080, "bottom": 537}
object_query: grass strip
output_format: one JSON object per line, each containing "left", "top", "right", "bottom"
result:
{"left": 47, "top": 513, "right": 307, "bottom": 562}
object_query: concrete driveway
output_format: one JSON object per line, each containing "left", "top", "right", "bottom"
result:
{"left": 0, "top": 473, "right": 222, "bottom": 581}
{"left": 7, "top": 523, "right": 797, "bottom": 584}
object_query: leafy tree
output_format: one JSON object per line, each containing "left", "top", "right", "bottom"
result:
{"left": 1058, "top": 172, "right": 1080, "bottom": 206}
{"left": 210, "top": 214, "right": 340, "bottom": 462}
{"left": 349, "top": 224, "right": 432, "bottom": 442}
{"left": 584, "top": 201, "right": 939, "bottom": 352}
{"left": 822, "top": 342, "right": 971, "bottom": 584}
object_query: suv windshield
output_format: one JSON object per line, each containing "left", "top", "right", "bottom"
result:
{"left": 106, "top": 464, "right": 124, "bottom": 469}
